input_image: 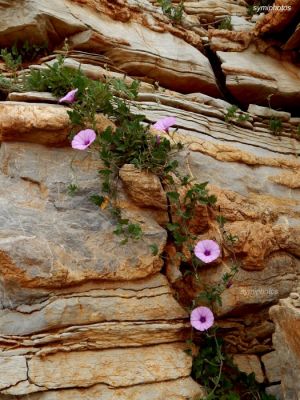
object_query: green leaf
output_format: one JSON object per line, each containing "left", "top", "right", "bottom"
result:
{"left": 149, "top": 244, "right": 159, "bottom": 256}
{"left": 166, "top": 191, "right": 180, "bottom": 203}
{"left": 90, "top": 195, "right": 105, "bottom": 206}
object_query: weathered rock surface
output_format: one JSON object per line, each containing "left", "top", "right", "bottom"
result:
{"left": 0, "top": 0, "right": 220, "bottom": 96}
{"left": 270, "top": 290, "right": 300, "bottom": 399}
{"left": 1, "top": 0, "right": 300, "bottom": 396}
{"left": 233, "top": 354, "right": 264, "bottom": 383}
{"left": 262, "top": 351, "right": 281, "bottom": 383}
{"left": 0, "top": 377, "right": 204, "bottom": 400}
{"left": 213, "top": 38, "right": 300, "bottom": 112}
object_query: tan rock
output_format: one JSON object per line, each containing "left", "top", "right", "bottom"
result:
{"left": 215, "top": 41, "right": 300, "bottom": 112}
{"left": 119, "top": 164, "right": 167, "bottom": 210}
{"left": 0, "top": 343, "right": 192, "bottom": 395}
{"left": 183, "top": 0, "right": 247, "bottom": 23}
{"left": 233, "top": 354, "right": 264, "bottom": 383}
{"left": 1, "top": 377, "right": 204, "bottom": 400}
{"left": 270, "top": 291, "right": 300, "bottom": 398}
{"left": 0, "top": 356, "right": 27, "bottom": 391}
{"left": 0, "top": 0, "right": 220, "bottom": 96}
{"left": 0, "top": 102, "right": 114, "bottom": 146}
{"left": 0, "top": 274, "right": 187, "bottom": 336}
{"left": 0, "top": 142, "right": 167, "bottom": 294}
{"left": 261, "top": 351, "right": 281, "bottom": 383}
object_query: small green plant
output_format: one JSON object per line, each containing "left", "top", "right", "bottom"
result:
{"left": 0, "top": 41, "right": 48, "bottom": 73}
{"left": 0, "top": 47, "right": 22, "bottom": 73}
{"left": 218, "top": 16, "right": 233, "bottom": 31}
{"left": 157, "top": 0, "right": 184, "bottom": 23}
{"left": 225, "top": 105, "right": 250, "bottom": 124}
{"left": 67, "top": 183, "right": 79, "bottom": 196}
{"left": 191, "top": 330, "right": 276, "bottom": 400}
{"left": 269, "top": 117, "right": 283, "bottom": 135}
{"left": 296, "top": 125, "right": 300, "bottom": 137}
{"left": 247, "top": 4, "right": 256, "bottom": 16}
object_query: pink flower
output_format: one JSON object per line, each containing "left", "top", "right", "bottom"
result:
{"left": 59, "top": 88, "right": 78, "bottom": 104}
{"left": 190, "top": 306, "right": 214, "bottom": 331}
{"left": 71, "top": 129, "right": 96, "bottom": 150}
{"left": 194, "top": 239, "right": 220, "bottom": 263}
{"left": 153, "top": 117, "right": 176, "bottom": 132}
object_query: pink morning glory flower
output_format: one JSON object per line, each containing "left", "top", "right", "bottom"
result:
{"left": 71, "top": 129, "right": 96, "bottom": 150}
{"left": 152, "top": 117, "right": 176, "bottom": 132}
{"left": 194, "top": 239, "right": 220, "bottom": 263}
{"left": 190, "top": 306, "right": 214, "bottom": 331}
{"left": 59, "top": 88, "right": 78, "bottom": 104}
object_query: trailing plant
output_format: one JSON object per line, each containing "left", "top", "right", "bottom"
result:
{"left": 21, "top": 55, "right": 273, "bottom": 399}
{"left": 157, "top": 0, "right": 184, "bottom": 23}
{"left": 191, "top": 330, "right": 276, "bottom": 400}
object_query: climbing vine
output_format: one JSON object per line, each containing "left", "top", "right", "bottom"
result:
{"left": 10, "top": 51, "right": 276, "bottom": 400}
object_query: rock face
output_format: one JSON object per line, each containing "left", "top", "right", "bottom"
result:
{"left": 0, "top": 0, "right": 300, "bottom": 397}
{"left": 270, "top": 290, "right": 300, "bottom": 399}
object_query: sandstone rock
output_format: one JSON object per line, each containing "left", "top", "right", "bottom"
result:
{"left": 0, "top": 357, "right": 27, "bottom": 391}
{"left": 270, "top": 291, "right": 300, "bottom": 399}
{"left": 7, "top": 92, "right": 57, "bottom": 103}
{"left": 0, "top": 343, "right": 193, "bottom": 395}
{"left": 231, "top": 16, "right": 255, "bottom": 32}
{"left": 247, "top": 104, "right": 291, "bottom": 122}
{"left": 261, "top": 351, "right": 281, "bottom": 383}
{"left": 265, "top": 384, "right": 283, "bottom": 400}
{"left": 0, "top": 377, "right": 204, "bottom": 400}
{"left": 0, "top": 274, "right": 187, "bottom": 336}
{"left": 0, "top": 0, "right": 220, "bottom": 96}
{"left": 0, "top": 141, "right": 167, "bottom": 296}
{"left": 119, "top": 164, "right": 167, "bottom": 210}
{"left": 214, "top": 40, "right": 300, "bottom": 112}
{"left": 233, "top": 354, "right": 264, "bottom": 383}
{"left": 183, "top": 0, "right": 247, "bottom": 23}
{"left": 189, "top": 253, "right": 300, "bottom": 316}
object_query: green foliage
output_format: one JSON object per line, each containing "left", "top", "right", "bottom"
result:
{"left": 113, "top": 218, "right": 143, "bottom": 244}
{"left": 247, "top": 4, "right": 256, "bottom": 16}
{"left": 197, "top": 263, "right": 239, "bottom": 306}
{"left": 269, "top": 117, "right": 283, "bottom": 135}
{"left": 0, "top": 73, "right": 12, "bottom": 91}
{"left": 90, "top": 194, "right": 105, "bottom": 206}
{"left": 191, "top": 331, "right": 277, "bottom": 400}
{"left": 225, "top": 105, "right": 250, "bottom": 124}
{"left": 224, "top": 105, "right": 238, "bottom": 123}
{"left": 218, "top": 17, "right": 233, "bottom": 31}
{"left": 26, "top": 55, "right": 88, "bottom": 97}
{"left": 150, "top": 244, "right": 159, "bottom": 256}
{"left": 1, "top": 47, "right": 22, "bottom": 72}
{"left": 157, "top": 0, "right": 184, "bottom": 23}
{"left": 166, "top": 182, "right": 217, "bottom": 248}
{"left": 67, "top": 183, "right": 79, "bottom": 196}
{"left": 0, "top": 41, "right": 48, "bottom": 72}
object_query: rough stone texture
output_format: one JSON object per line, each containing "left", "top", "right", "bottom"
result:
{"left": 0, "top": 0, "right": 220, "bottom": 96}
{"left": 261, "top": 351, "right": 281, "bottom": 383}
{"left": 0, "top": 141, "right": 167, "bottom": 291}
{"left": 0, "top": 0, "right": 300, "bottom": 396}
{"left": 0, "top": 377, "right": 204, "bottom": 400}
{"left": 270, "top": 290, "right": 300, "bottom": 399}
{"left": 0, "top": 102, "right": 114, "bottom": 146}
{"left": 214, "top": 40, "right": 300, "bottom": 112}
{"left": 119, "top": 164, "right": 168, "bottom": 210}
{"left": 255, "top": 0, "right": 300, "bottom": 50}
{"left": 232, "top": 354, "right": 264, "bottom": 383}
